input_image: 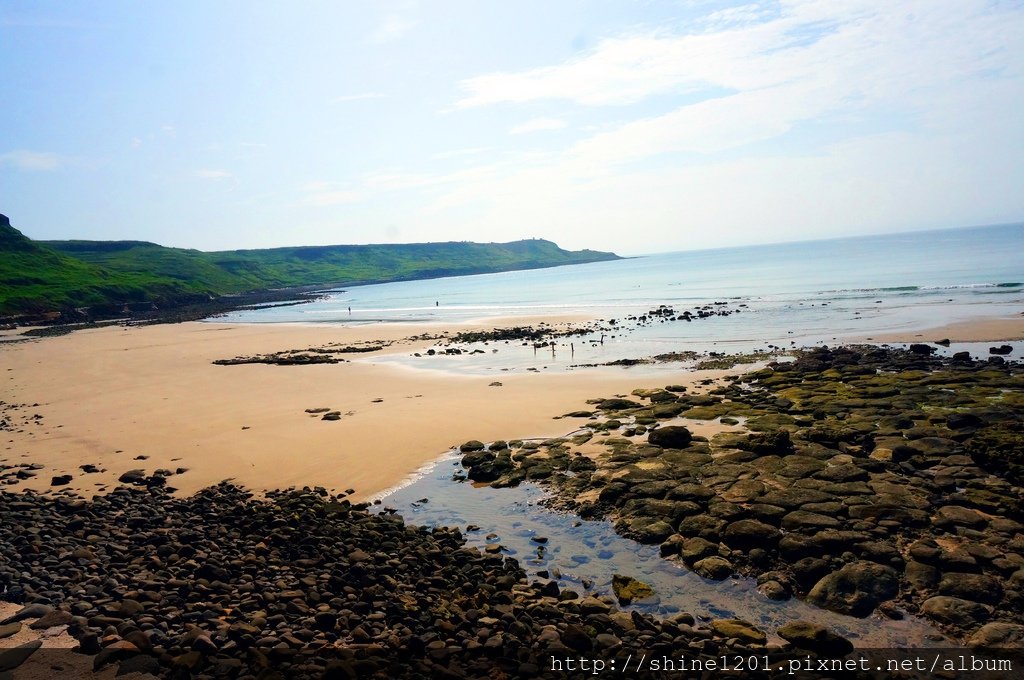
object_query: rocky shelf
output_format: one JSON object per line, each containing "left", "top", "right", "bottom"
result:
{"left": 457, "top": 345, "right": 1024, "bottom": 645}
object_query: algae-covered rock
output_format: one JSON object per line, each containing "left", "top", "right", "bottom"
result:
{"left": 777, "top": 620, "right": 854, "bottom": 655}
{"left": 611, "top": 574, "right": 655, "bottom": 605}
{"left": 693, "top": 556, "right": 733, "bottom": 580}
{"left": 710, "top": 619, "right": 766, "bottom": 644}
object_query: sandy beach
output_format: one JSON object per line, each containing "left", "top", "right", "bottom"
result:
{"left": 867, "top": 314, "right": 1024, "bottom": 343}
{"left": 0, "top": 318, "right": 730, "bottom": 501}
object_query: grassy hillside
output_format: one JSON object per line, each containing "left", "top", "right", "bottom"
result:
{"left": 0, "top": 214, "right": 619, "bottom": 317}
{"left": 0, "top": 216, "right": 203, "bottom": 315}
{"left": 48, "top": 238, "right": 618, "bottom": 290}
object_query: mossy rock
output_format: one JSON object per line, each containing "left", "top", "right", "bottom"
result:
{"left": 682, "top": 403, "right": 734, "bottom": 420}
{"left": 598, "top": 398, "right": 642, "bottom": 411}
{"left": 652, "top": 402, "right": 686, "bottom": 418}
{"left": 611, "top": 574, "right": 655, "bottom": 604}
{"left": 964, "top": 423, "right": 1024, "bottom": 485}
{"left": 710, "top": 619, "right": 766, "bottom": 644}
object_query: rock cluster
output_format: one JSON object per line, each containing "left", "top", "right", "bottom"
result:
{"left": 462, "top": 345, "right": 1024, "bottom": 641}
{"left": 0, "top": 483, "right": 847, "bottom": 679}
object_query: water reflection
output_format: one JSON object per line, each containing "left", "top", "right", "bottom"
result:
{"left": 380, "top": 451, "right": 951, "bottom": 648}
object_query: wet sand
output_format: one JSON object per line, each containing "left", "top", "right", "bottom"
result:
{"left": 869, "top": 314, "right": 1024, "bottom": 343}
{"left": 0, "top": 319, "right": 731, "bottom": 501}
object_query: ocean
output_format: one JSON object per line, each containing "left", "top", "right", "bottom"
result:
{"left": 217, "top": 222, "right": 1024, "bottom": 372}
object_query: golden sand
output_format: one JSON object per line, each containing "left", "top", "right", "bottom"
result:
{"left": 0, "top": 319, "right": 728, "bottom": 501}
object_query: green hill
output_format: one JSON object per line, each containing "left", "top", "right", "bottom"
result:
{"left": 0, "top": 215, "right": 203, "bottom": 316}
{"left": 0, "top": 214, "right": 620, "bottom": 318}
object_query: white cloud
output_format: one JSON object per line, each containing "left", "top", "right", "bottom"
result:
{"left": 130, "top": 137, "right": 143, "bottom": 149}
{"left": 195, "top": 169, "right": 232, "bottom": 180}
{"left": 456, "top": 0, "right": 1020, "bottom": 111}
{"left": 405, "top": 0, "right": 1024, "bottom": 252}
{"left": 509, "top": 118, "right": 567, "bottom": 135}
{"left": 453, "top": 0, "right": 1023, "bottom": 170}
{"left": 0, "top": 150, "right": 65, "bottom": 171}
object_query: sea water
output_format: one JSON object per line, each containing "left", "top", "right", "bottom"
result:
{"left": 218, "top": 223, "right": 1024, "bottom": 373}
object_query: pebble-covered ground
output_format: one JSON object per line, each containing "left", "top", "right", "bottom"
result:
{"left": 0, "top": 480, "right": 883, "bottom": 679}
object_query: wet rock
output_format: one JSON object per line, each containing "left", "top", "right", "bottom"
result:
{"left": 28, "top": 609, "right": 73, "bottom": 629}
{"left": 611, "top": 574, "right": 655, "bottom": 605}
{"left": 938, "top": 573, "right": 1003, "bottom": 604}
{"left": 921, "top": 596, "right": 992, "bottom": 628}
{"left": 781, "top": 510, "right": 841, "bottom": 532}
{"left": 693, "top": 556, "right": 733, "bottom": 580}
{"left": 619, "top": 517, "right": 675, "bottom": 544}
{"left": 758, "top": 580, "right": 790, "bottom": 600}
{"left": 659, "top": 533, "right": 685, "bottom": 557}
{"left": 679, "top": 537, "right": 718, "bottom": 563}
{"left": 967, "top": 622, "right": 1024, "bottom": 648}
{"left": 459, "top": 440, "right": 485, "bottom": 452}
{"left": 935, "top": 505, "right": 989, "bottom": 529}
{"left": 647, "top": 425, "right": 693, "bottom": 449}
{"left": 722, "top": 519, "right": 781, "bottom": 548}
{"left": 0, "top": 604, "right": 53, "bottom": 625}
{"left": 742, "top": 429, "right": 794, "bottom": 455}
{"left": 598, "top": 398, "right": 642, "bottom": 411}
{"left": 117, "top": 469, "right": 146, "bottom": 485}
{"left": 710, "top": 619, "right": 766, "bottom": 645}
{"left": 807, "top": 561, "right": 899, "bottom": 617}
{"left": 777, "top": 620, "right": 854, "bottom": 655}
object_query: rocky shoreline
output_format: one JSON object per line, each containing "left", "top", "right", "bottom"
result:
{"left": 3, "top": 342, "right": 1024, "bottom": 679}
{"left": 0, "top": 482, "right": 914, "bottom": 679}
{"left": 457, "top": 345, "right": 1024, "bottom": 647}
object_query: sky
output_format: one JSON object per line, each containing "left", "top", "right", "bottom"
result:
{"left": 1, "top": 0, "right": 1023, "bottom": 256}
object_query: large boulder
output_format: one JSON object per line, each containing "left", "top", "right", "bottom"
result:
{"left": 967, "top": 622, "right": 1024, "bottom": 648}
{"left": 938, "top": 573, "right": 1003, "bottom": 605}
{"left": 722, "top": 519, "right": 781, "bottom": 548}
{"left": 647, "top": 426, "right": 693, "bottom": 449}
{"left": 693, "top": 556, "right": 733, "bottom": 580}
{"left": 806, "top": 561, "right": 899, "bottom": 617}
{"left": 921, "top": 596, "right": 991, "bottom": 628}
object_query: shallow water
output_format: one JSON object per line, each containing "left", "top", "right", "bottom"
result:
{"left": 216, "top": 223, "right": 1024, "bottom": 375}
{"left": 379, "top": 450, "right": 952, "bottom": 648}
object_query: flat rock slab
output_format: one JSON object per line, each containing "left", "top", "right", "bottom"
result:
{"left": 0, "top": 603, "right": 52, "bottom": 626}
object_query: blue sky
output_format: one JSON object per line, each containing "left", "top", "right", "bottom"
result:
{"left": 2, "top": 0, "right": 1022, "bottom": 255}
